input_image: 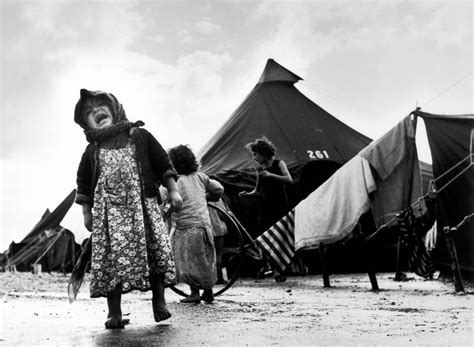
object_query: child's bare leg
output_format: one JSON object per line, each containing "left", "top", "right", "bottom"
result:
{"left": 180, "top": 286, "right": 201, "bottom": 303}
{"left": 150, "top": 273, "right": 172, "bottom": 322}
{"left": 214, "top": 236, "right": 227, "bottom": 284}
{"left": 105, "top": 284, "right": 124, "bottom": 329}
{"left": 201, "top": 288, "right": 214, "bottom": 303}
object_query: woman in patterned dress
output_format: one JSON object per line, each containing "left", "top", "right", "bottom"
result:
{"left": 74, "top": 89, "right": 182, "bottom": 329}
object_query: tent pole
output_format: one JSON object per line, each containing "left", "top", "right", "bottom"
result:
{"left": 365, "top": 243, "right": 379, "bottom": 291}
{"left": 394, "top": 234, "right": 405, "bottom": 281}
{"left": 319, "top": 243, "right": 330, "bottom": 287}
{"left": 70, "top": 232, "right": 76, "bottom": 274}
{"left": 443, "top": 226, "right": 466, "bottom": 293}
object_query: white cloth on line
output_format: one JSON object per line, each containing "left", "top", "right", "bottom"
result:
{"left": 294, "top": 155, "right": 376, "bottom": 250}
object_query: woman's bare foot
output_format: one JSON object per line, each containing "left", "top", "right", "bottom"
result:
{"left": 105, "top": 285, "right": 124, "bottom": 329}
{"left": 105, "top": 313, "right": 125, "bottom": 329}
{"left": 152, "top": 298, "right": 172, "bottom": 322}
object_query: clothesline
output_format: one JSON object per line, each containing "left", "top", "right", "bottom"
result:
{"left": 431, "top": 153, "right": 473, "bottom": 194}
{"left": 444, "top": 213, "right": 474, "bottom": 233}
{"left": 366, "top": 152, "right": 473, "bottom": 242}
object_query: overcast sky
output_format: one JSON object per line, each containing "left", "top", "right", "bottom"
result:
{"left": 1, "top": 0, "right": 472, "bottom": 250}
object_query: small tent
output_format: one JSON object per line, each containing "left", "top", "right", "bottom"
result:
{"left": 3, "top": 189, "right": 81, "bottom": 273}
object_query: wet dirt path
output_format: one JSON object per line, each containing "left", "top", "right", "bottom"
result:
{"left": 1, "top": 273, "right": 472, "bottom": 345}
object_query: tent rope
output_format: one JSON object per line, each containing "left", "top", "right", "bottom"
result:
{"left": 432, "top": 153, "right": 473, "bottom": 194}
{"left": 7, "top": 233, "right": 47, "bottom": 266}
{"left": 365, "top": 192, "right": 434, "bottom": 242}
{"left": 299, "top": 80, "right": 378, "bottom": 117}
{"left": 420, "top": 70, "right": 474, "bottom": 108}
{"left": 7, "top": 230, "right": 62, "bottom": 267}
{"left": 32, "top": 231, "right": 64, "bottom": 266}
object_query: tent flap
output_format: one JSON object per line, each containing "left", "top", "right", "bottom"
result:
{"left": 418, "top": 110, "right": 474, "bottom": 271}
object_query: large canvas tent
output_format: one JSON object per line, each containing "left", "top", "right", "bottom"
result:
{"left": 198, "top": 58, "right": 374, "bottom": 225}
{"left": 198, "top": 59, "right": 432, "bottom": 234}
{"left": 198, "top": 59, "right": 435, "bottom": 275}
{"left": 3, "top": 189, "right": 81, "bottom": 272}
{"left": 199, "top": 58, "right": 372, "bottom": 178}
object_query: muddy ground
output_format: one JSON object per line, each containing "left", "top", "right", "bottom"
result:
{"left": 0, "top": 271, "right": 472, "bottom": 346}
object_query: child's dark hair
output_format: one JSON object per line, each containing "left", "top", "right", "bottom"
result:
{"left": 245, "top": 136, "right": 276, "bottom": 159}
{"left": 168, "top": 145, "right": 200, "bottom": 175}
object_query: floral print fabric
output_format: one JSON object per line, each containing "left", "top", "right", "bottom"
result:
{"left": 90, "top": 142, "right": 176, "bottom": 298}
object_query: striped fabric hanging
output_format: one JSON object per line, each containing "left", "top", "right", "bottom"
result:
{"left": 253, "top": 209, "right": 296, "bottom": 272}
{"left": 397, "top": 207, "right": 435, "bottom": 278}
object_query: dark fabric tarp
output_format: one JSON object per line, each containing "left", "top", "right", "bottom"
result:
{"left": 3, "top": 189, "right": 80, "bottom": 272}
{"left": 5, "top": 228, "right": 81, "bottom": 272}
{"left": 417, "top": 111, "right": 474, "bottom": 272}
{"left": 21, "top": 189, "right": 76, "bottom": 244}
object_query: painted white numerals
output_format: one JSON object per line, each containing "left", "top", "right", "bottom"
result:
{"left": 307, "top": 150, "right": 330, "bottom": 159}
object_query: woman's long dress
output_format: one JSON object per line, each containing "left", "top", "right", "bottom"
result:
{"left": 90, "top": 142, "right": 176, "bottom": 297}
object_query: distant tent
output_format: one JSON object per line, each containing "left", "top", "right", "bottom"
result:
{"left": 416, "top": 110, "right": 474, "bottom": 275}
{"left": 4, "top": 189, "right": 81, "bottom": 272}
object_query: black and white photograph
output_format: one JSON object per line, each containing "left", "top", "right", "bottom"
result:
{"left": 1, "top": 0, "right": 473, "bottom": 345}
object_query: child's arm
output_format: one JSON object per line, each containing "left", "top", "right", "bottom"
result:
{"left": 206, "top": 178, "right": 224, "bottom": 202}
{"left": 75, "top": 147, "right": 93, "bottom": 206}
{"left": 163, "top": 176, "right": 182, "bottom": 211}
{"left": 76, "top": 146, "right": 94, "bottom": 231}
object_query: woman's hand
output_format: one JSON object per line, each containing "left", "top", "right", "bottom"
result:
{"left": 259, "top": 170, "right": 270, "bottom": 178}
{"left": 82, "top": 204, "right": 92, "bottom": 232}
{"left": 168, "top": 190, "right": 183, "bottom": 211}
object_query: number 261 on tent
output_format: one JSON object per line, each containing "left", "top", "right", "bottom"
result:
{"left": 307, "top": 150, "right": 329, "bottom": 159}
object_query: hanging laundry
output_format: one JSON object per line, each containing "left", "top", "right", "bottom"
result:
{"left": 253, "top": 210, "right": 295, "bottom": 272}
{"left": 294, "top": 155, "right": 376, "bottom": 250}
{"left": 396, "top": 207, "right": 435, "bottom": 279}
{"left": 359, "top": 116, "right": 424, "bottom": 228}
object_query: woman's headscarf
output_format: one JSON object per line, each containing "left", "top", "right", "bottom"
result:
{"left": 73, "top": 88, "right": 143, "bottom": 143}
{"left": 74, "top": 88, "right": 128, "bottom": 128}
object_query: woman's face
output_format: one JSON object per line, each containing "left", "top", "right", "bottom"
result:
{"left": 82, "top": 97, "right": 114, "bottom": 130}
{"left": 252, "top": 151, "right": 266, "bottom": 165}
